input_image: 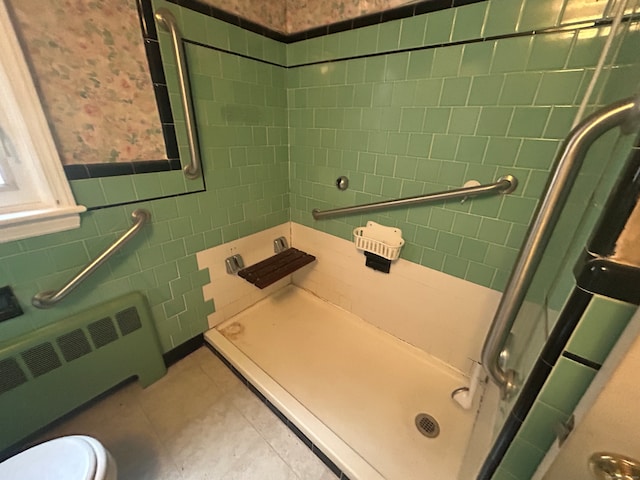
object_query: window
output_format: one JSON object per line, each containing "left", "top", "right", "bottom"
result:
{"left": 0, "top": 2, "right": 85, "bottom": 243}
{"left": 0, "top": 128, "right": 18, "bottom": 191}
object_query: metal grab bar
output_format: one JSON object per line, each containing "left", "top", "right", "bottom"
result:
{"left": 155, "top": 8, "right": 202, "bottom": 180}
{"left": 32, "top": 209, "right": 151, "bottom": 309}
{"left": 482, "top": 96, "right": 640, "bottom": 400}
{"left": 312, "top": 175, "right": 518, "bottom": 220}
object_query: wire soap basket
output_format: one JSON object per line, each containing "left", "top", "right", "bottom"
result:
{"left": 353, "top": 221, "right": 405, "bottom": 261}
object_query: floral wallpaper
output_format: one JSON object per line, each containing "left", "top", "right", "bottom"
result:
{"left": 285, "top": 0, "right": 413, "bottom": 33}
{"left": 200, "top": 0, "right": 414, "bottom": 33}
{"left": 7, "top": 0, "right": 165, "bottom": 165}
{"left": 6, "top": 0, "right": 420, "bottom": 166}
{"left": 201, "top": 0, "right": 287, "bottom": 32}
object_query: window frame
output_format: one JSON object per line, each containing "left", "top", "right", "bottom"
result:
{"left": 0, "top": 2, "right": 85, "bottom": 244}
{"left": 0, "top": 127, "right": 18, "bottom": 192}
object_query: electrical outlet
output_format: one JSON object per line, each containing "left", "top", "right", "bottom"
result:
{"left": 0, "top": 286, "right": 23, "bottom": 322}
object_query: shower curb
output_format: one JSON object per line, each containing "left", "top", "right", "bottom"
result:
{"left": 204, "top": 342, "right": 352, "bottom": 480}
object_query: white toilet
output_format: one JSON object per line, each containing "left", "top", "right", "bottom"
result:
{"left": 0, "top": 435, "right": 117, "bottom": 480}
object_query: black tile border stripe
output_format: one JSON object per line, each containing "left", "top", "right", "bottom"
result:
{"left": 539, "top": 288, "right": 594, "bottom": 367}
{"left": 162, "top": 333, "right": 204, "bottom": 367}
{"left": 168, "top": 0, "right": 486, "bottom": 44}
{"left": 85, "top": 187, "right": 205, "bottom": 212}
{"left": 138, "top": 0, "right": 182, "bottom": 162}
{"left": 204, "top": 342, "right": 351, "bottom": 480}
{"left": 64, "top": 159, "right": 182, "bottom": 180}
{"left": 477, "top": 358, "right": 554, "bottom": 479}
{"left": 183, "top": 17, "right": 629, "bottom": 74}
{"left": 287, "top": 15, "right": 640, "bottom": 69}
{"left": 574, "top": 251, "right": 640, "bottom": 306}
{"left": 184, "top": 39, "right": 283, "bottom": 68}
{"left": 178, "top": 5, "right": 639, "bottom": 73}
{"left": 166, "top": 0, "right": 637, "bottom": 46}
{"left": 289, "top": 31, "right": 531, "bottom": 69}
{"left": 136, "top": 0, "right": 158, "bottom": 40}
{"left": 170, "top": 0, "right": 288, "bottom": 43}
{"left": 562, "top": 351, "right": 602, "bottom": 371}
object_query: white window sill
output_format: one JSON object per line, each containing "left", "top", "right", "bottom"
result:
{"left": 0, "top": 205, "right": 86, "bottom": 243}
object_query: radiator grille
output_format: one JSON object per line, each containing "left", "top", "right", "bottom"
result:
{"left": 88, "top": 317, "right": 118, "bottom": 348}
{"left": 57, "top": 329, "right": 92, "bottom": 362}
{"left": 5, "top": 307, "right": 144, "bottom": 385}
{"left": 116, "top": 307, "right": 142, "bottom": 336}
{"left": 0, "top": 294, "right": 166, "bottom": 453}
{"left": 22, "top": 343, "right": 62, "bottom": 378}
{"left": 0, "top": 358, "right": 27, "bottom": 394}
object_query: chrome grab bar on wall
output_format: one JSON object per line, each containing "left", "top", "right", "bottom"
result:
{"left": 482, "top": 96, "right": 640, "bottom": 400}
{"left": 154, "top": 8, "right": 202, "bottom": 180}
{"left": 312, "top": 175, "right": 518, "bottom": 220}
{"left": 32, "top": 209, "right": 151, "bottom": 309}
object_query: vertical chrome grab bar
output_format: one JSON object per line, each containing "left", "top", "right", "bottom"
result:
{"left": 481, "top": 96, "right": 640, "bottom": 399}
{"left": 32, "top": 209, "right": 151, "bottom": 309}
{"left": 154, "top": 8, "right": 202, "bottom": 180}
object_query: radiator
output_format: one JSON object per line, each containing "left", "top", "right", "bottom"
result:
{"left": 0, "top": 292, "right": 166, "bottom": 452}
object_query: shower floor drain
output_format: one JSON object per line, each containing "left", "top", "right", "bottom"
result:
{"left": 415, "top": 413, "right": 440, "bottom": 438}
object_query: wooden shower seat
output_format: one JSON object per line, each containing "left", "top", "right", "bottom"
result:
{"left": 237, "top": 248, "right": 315, "bottom": 288}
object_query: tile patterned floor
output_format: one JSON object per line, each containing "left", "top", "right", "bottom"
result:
{"left": 29, "top": 347, "right": 338, "bottom": 480}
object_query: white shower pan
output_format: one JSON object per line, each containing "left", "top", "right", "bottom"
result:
{"left": 205, "top": 285, "right": 478, "bottom": 480}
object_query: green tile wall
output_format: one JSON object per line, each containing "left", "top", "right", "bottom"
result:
{"left": 538, "top": 357, "right": 597, "bottom": 415}
{"left": 0, "top": 0, "right": 638, "bottom": 391}
{"left": 0, "top": 1, "right": 288, "bottom": 353}
{"left": 288, "top": 14, "right": 640, "bottom": 292}
{"left": 0, "top": 1, "right": 639, "bottom": 475}
{"left": 498, "top": 437, "right": 547, "bottom": 479}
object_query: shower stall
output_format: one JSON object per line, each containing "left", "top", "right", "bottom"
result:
{"left": 165, "top": 3, "right": 639, "bottom": 478}
{"left": 2, "top": 0, "right": 640, "bottom": 478}
{"left": 173, "top": 0, "right": 640, "bottom": 478}
{"left": 197, "top": 108, "right": 640, "bottom": 480}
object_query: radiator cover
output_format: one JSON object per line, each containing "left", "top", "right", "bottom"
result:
{"left": 0, "top": 292, "right": 166, "bottom": 452}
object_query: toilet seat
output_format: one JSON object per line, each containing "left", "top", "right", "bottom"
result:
{"left": 0, "top": 435, "right": 114, "bottom": 480}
